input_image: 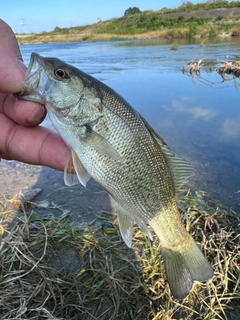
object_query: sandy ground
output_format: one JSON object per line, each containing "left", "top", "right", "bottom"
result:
{"left": 0, "top": 159, "right": 113, "bottom": 229}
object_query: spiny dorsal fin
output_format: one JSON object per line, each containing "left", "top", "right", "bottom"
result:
{"left": 64, "top": 150, "right": 91, "bottom": 187}
{"left": 139, "top": 114, "right": 194, "bottom": 190}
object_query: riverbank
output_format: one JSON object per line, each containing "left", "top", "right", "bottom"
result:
{"left": 16, "top": 28, "right": 234, "bottom": 45}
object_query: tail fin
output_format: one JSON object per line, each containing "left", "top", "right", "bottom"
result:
{"left": 161, "top": 236, "right": 213, "bottom": 299}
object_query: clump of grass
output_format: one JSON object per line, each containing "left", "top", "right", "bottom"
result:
{"left": 82, "top": 35, "right": 89, "bottom": 41}
{"left": 170, "top": 42, "right": 179, "bottom": 50}
{"left": 0, "top": 191, "right": 239, "bottom": 319}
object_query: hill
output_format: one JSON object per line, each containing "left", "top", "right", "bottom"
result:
{"left": 16, "top": 2, "right": 240, "bottom": 44}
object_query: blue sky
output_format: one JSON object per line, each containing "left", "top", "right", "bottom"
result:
{"left": 3, "top": 0, "right": 204, "bottom": 34}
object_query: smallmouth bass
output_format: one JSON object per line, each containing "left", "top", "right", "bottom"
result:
{"left": 16, "top": 53, "right": 213, "bottom": 299}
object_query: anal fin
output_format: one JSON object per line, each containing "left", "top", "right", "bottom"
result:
{"left": 115, "top": 203, "right": 134, "bottom": 248}
{"left": 134, "top": 217, "right": 153, "bottom": 241}
{"left": 115, "top": 202, "right": 153, "bottom": 247}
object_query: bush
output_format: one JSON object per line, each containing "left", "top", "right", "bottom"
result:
{"left": 187, "top": 23, "right": 198, "bottom": 38}
{"left": 124, "top": 7, "right": 141, "bottom": 16}
{"left": 209, "top": 27, "right": 217, "bottom": 38}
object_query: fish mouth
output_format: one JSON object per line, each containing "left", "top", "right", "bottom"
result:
{"left": 15, "top": 52, "right": 48, "bottom": 104}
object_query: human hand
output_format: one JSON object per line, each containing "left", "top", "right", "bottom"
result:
{"left": 0, "top": 19, "right": 70, "bottom": 171}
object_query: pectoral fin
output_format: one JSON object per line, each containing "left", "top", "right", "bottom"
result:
{"left": 83, "top": 128, "right": 122, "bottom": 161}
{"left": 64, "top": 150, "right": 91, "bottom": 187}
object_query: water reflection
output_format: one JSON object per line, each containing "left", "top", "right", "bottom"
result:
{"left": 222, "top": 118, "right": 240, "bottom": 137}
{"left": 6, "top": 39, "right": 240, "bottom": 211}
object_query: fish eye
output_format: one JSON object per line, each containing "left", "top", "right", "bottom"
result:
{"left": 54, "top": 68, "right": 69, "bottom": 79}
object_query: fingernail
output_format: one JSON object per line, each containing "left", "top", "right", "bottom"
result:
{"left": 16, "top": 59, "right": 27, "bottom": 75}
{"left": 27, "top": 105, "right": 46, "bottom": 124}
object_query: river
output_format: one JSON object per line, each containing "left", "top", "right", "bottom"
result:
{"left": 1, "top": 37, "right": 240, "bottom": 221}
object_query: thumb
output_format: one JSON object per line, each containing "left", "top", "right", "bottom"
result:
{"left": 0, "top": 19, "right": 26, "bottom": 93}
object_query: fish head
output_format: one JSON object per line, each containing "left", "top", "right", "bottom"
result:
{"left": 16, "top": 53, "right": 88, "bottom": 122}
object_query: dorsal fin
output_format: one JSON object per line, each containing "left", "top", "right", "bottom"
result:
{"left": 139, "top": 114, "right": 194, "bottom": 190}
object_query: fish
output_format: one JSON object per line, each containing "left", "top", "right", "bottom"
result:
{"left": 16, "top": 52, "right": 213, "bottom": 299}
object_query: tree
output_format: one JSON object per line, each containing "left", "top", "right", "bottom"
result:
{"left": 181, "top": 1, "right": 193, "bottom": 6}
{"left": 124, "top": 7, "right": 141, "bottom": 16}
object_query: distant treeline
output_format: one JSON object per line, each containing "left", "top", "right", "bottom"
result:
{"left": 95, "top": 1, "right": 240, "bottom": 37}
{"left": 159, "top": 1, "right": 240, "bottom": 14}
{"left": 124, "top": 1, "right": 240, "bottom": 16}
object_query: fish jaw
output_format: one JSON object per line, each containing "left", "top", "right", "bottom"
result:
{"left": 16, "top": 53, "right": 48, "bottom": 104}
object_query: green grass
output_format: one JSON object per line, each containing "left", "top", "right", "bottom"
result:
{"left": 170, "top": 42, "right": 179, "bottom": 50}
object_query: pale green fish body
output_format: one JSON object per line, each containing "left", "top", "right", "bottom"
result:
{"left": 17, "top": 53, "right": 213, "bottom": 299}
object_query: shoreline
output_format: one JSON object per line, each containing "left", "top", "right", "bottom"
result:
{"left": 16, "top": 29, "right": 233, "bottom": 45}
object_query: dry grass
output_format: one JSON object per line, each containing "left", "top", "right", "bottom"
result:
{"left": 182, "top": 58, "right": 240, "bottom": 85}
{"left": 0, "top": 190, "right": 239, "bottom": 319}
{"left": 16, "top": 31, "right": 163, "bottom": 44}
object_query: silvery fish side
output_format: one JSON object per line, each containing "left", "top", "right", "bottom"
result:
{"left": 16, "top": 53, "right": 213, "bottom": 299}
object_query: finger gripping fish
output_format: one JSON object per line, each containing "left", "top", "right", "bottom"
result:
{"left": 17, "top": 53, "right": 213, "bottom": 299}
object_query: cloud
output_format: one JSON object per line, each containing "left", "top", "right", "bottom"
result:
{"left": 188, "top": 107, "right": 217, "bottom": 120}
{"left": 222, "top": 119, "right": 240, "bottom": 137}
{"left": 170, "top": 97, "right": 217, "bottom": 121}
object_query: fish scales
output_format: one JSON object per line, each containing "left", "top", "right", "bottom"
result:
{"left": 16, "top": 53, "right": 213, "bottom": 299}
{"left": 67, "top": 79, "right": 175, "bottom": 219}
{"left": 93, "top": 107, "right": 173, "bottom": 217}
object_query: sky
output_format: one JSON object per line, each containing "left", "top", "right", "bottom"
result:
{"left": 2, "top": 0, "right": 204, "bottom": 34}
